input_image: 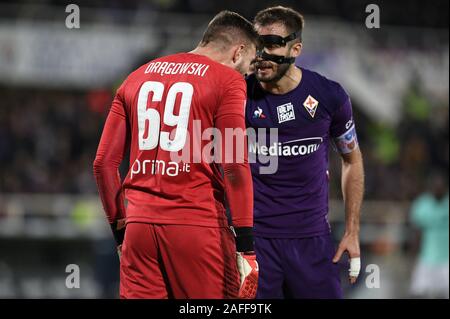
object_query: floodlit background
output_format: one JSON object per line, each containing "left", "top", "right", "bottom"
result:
{"left": 0, "top": 0, "right": 448, "bottom": 298}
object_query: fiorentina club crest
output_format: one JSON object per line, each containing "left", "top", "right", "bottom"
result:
{"left": 303, "top": 95, "right": 319, "bottom": 118}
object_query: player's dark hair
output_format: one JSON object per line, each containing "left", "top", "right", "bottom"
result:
{"left": 200, "top": 11, "right": 260, "bottom": 50}
{"left": 254, "top": 6, "right": 305, "bottom": 42}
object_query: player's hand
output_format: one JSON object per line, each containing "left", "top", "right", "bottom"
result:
{"left": 117, "top": 244, "right": 122, "bottom": 260}
{"left": 332, "top": 232, "right": 361, "bottom": 284}
{"left": 110, "top": 218, "right": 126, "bottom": 259}
{"left": 236, "top": 252, "right": 259, "bottom": 299}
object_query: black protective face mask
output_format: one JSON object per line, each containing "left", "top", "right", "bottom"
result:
{"left": 260, "top": 31, "right": 300, "bottom": 47}
{"left": 256, "top": 51, "right": 296, "bottom": 65}
{"left": 256, "top": 31, "right": 301, "bottom": 65}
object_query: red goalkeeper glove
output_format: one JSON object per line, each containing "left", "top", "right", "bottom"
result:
{"left": 233, "top": 227, "right": 259, "bottom": 299}
{"left": 236, "top": 252, "right": 258, "bottom": 298}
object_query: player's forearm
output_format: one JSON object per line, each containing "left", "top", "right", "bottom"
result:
{"left": 93, "top": 108, "right": 128, "bottom": 224}
{"left": 93, "top": 163, "right": 126, "bottom": 223}
{"left": 223, "top": 161, "right": 254, "bottom": 252}
{"left": 216, "top": 110, "right": 254, "bottom": 229}
{"left": 223, "top": 162, "right": 254, "bottom": 228}
{"left": 341, "top": 153, "right": 364, "bottom": 235}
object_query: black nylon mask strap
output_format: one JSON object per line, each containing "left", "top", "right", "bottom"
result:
{"left": 259, "top": 31, "right": 300, "bottom": 47}
{"left": 256, "top": 51, "right": 296, "bottom": 65}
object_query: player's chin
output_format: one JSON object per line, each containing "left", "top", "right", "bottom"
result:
{"left": 255, "top": 69, "right": 275, "bottom": 82}
{"left": 256, "top": 74, "right": 275, "bottom": 83}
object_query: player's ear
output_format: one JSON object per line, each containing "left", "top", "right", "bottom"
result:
{"left": 290, "top": 41, "right": 302, "bottom": 58}
{"left": 232, "top": 44, "right": 245, "bottom": 64}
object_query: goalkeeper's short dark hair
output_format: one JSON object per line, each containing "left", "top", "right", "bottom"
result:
{"left": 200, "top": 11, "right": 259, "bottom": 50}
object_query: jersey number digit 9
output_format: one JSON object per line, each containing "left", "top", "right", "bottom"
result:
{"left": 137, "top": 81, "right": 193, "bottom": 152}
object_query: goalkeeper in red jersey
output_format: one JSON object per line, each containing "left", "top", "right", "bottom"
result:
{"left": 93, "top": 11, "right": 259, "bottom": 299}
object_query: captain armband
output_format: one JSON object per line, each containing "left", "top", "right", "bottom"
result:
{"left": 333, "top": 124, "right": 359, "bottom": 154}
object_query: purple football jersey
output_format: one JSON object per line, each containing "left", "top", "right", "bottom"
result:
{"left": 246, "top": 67, "right": 357, "bottom": 238}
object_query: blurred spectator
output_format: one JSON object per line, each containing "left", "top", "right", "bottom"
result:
{"left": 0, "top": 88, "right": 109, "bottom": 194}
{"left": 409, "top": 172, "right": 449, "bottom": 298}
{"left": 0, "top": 81, "right": 448, "bottom": 202}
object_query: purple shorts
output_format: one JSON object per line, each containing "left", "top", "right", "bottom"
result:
{"left": 255, "top": 234, "right": 343, "bottom": 299}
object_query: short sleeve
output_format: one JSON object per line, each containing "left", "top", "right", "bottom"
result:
{"left": 330, "top": 98, "right": 354, "bottom": 138}
{"left": 330, "top": 88, "right": 359, "bottom": 154}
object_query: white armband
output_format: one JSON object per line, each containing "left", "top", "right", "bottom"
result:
{"left": 333, "top": 124, "right": 359, "bottom": 154}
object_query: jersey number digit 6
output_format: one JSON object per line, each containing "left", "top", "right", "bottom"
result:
{"left": 137, "top": 81, "right": 193, "bottom": 152}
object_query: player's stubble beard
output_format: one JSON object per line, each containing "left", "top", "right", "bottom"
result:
{"left": 255, "top": 61, "right": 291, "bottom": 83}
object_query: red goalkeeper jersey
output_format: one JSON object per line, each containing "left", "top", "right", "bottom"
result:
{"left": 94, "top": 53, "right": 253, "bottom": 229}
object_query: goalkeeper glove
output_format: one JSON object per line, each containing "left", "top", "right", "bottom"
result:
{"left": 232, "top": 227, "right": 259, "bottom": 299}
{"left": 110, "top": 218, "right": 126, "bottom": 258}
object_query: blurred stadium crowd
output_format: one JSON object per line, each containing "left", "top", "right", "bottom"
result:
{"left": 0, "top": 82, "right": 447, "bottom": 201}
{"left": 0, "top": 88, "right": 106, "bottom": 194}
{"left": 0, "top": 0, "right": 448, "bottom": 298}
{"left": 1, "top": 0, "right": 447, "bottom": 28}
{"left": 0, "top": 0, "right": 448, "bottom": 199}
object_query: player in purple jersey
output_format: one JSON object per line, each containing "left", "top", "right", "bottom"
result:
{"left": 245, "top": 6, "right": 365, "bottom": 298}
